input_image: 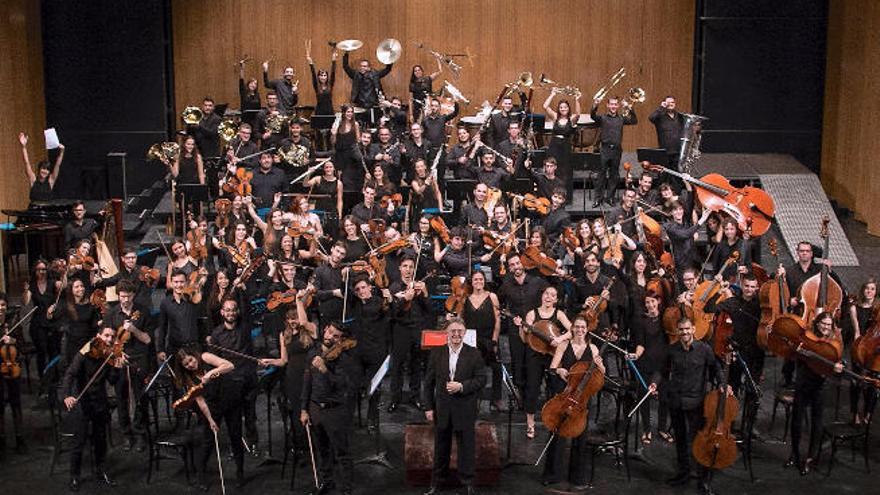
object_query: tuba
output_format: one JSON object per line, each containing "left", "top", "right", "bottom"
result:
{"left": 678, "top": 113, "right": 709, "bottom": 175}
{"left": 181, "top": 106, "right": 203, "bottom": 125}
{"left": 147, "top": 142, "right": 180, "bottom": 162}
{"left": 218, "top": 119, "right": 239, "bottom": 143}
{"left": 620, "top": 87, "right": 645, "bottom": 117}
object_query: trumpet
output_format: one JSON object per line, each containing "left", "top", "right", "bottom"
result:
{"left": 147, "top": 142, "right": 180, "bottom": 163}
{"left": 218, "top": 119, "right": 239, "bottom": 143}
{"left": 181, "top": 106, "right": 203, "bottom": 125}
{"left": 592, "top": 67, "right": 626, "bottom": 101}
{"left": 620, "top": 87, "right": 646, "bottom": 117}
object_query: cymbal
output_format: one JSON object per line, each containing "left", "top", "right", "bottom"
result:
{"left": 376, "top": 38, "right": 402, "bottom": 65}
{"left": 335, "top": 39, "right": 363, "bottom": 52}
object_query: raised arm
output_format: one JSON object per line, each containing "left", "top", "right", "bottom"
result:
{"left": 262, "top": 61, "right": 273, "bottom": 89}
{"left": 19, "top": 132, "right": 35, "bottom": 186}
{"left": 543, "top": 90, "right": 558, "bottom": 121}
{"left": 342, "top": 52, "right": 356, "bottom": 78}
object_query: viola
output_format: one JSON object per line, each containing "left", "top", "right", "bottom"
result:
{"left": 320, "top": 336, "right": 358, "bottom": 362}
{"left": 758, "top": 238, "right": 790, "bottom": 350}
{"left": 691, "top": 253, "right": 739, "bottom": 341}
{"left": 560, "top": 227, "right": 580, "bottom": 252}
{"left": 799, "top": 215, "right": 844, "bottom": 325}
{"left": 112, "top": 310, "right": 141, "bottom": 358}
{"left": 70, "top": 254, "right": 97, "bottom": 272}
{"left": 692, "top": 349, "right": 739, "bottom": 470}
{"left": 430, "top": 216, "right": 451, "bottom": 244}
{"left": 368, "top": 218, "right": 387, "bottom": 246}
{"left": 372, "top": 238, "right": 410, "bottom": 257}
{"left": 237, "top": 255, "right": 265, "bottom": 285}
{"left": 182, "top": 269, "right": 208, "bottom": 298}
{"left": 643, "top": 162, "right": 776, "bottom": 236}
{"left": 267, "top": 288, "right": 299, "bottom": 312}
{"left": 541, "top": 358, "right": 605, "bottom": 439}
{"left": 286, "top": 222, "right": 318, "bottom": 240}
{"left": 186, "top": 226, "right": 208, "bottom": 261}
{"left": 90, "top": 288, "right": 108, "bottom": 315}
{"left": 521, "top": 246, "right": 558, "bottom": 277}
{"left": 369, "top": 254, "right": 390, "bottom": 289}
{"left": 215, "top": 237, "right": 248, "bottom": 267}
{"left": 214, "top": 198, "right": 232, "bottom": 231}
{"left": 444, "top": 275, "right": 470, "bottom": 315}
{"left": 172, "top": 383, "right": 205, "bottom": 410}
{"left": 579, "top": 276, "right": 617, "bottom": 336}
{"left": 222, "top": 167, "right": 253, "bottom": 197}
{"left": 138, "top": 266, "right": 161, "bottom": 288}
{"left": 380, "top": 193, "right": 403, "bottom": 210}
{"left": 0, "top": 334, "right": 21, "bottom": 379}
{"left": 507, "top": 192, "right": 550, "bottom": 216}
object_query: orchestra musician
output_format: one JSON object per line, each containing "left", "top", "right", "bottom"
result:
{"left": 402, "top": 122, "right": 432, "bottom": 183}
{"left": 348, "top": 276, "right": 392, "bottom": 431}
{"left": 189, "top": 97, "right": 222, "bottom": 160}
{"left": 313, "top": 241, "right": 346, "bottom": 329}
{"left": 590, "top": 95, "right": 637, "bottom": 207}
{"left": 710, "top": 218, "right": 752, "bottom": 281}
{"left": 20, "top": 131, "right": 64, "bottom": 203}
{"left": 342, "top": 51, "right": 394, "bottom": 111}
{"left": 627, "top": 292, "right": 669, "bottom": 445}
{"left": 387, "top": 257, "right": 432, "bottom": 412}
{"left": 369, "top": 126, "right": 403, "bottom": 185}
{"left": 332, "top": 104, "right": 363, "bottom": 194}
{"left": 422, "top": 317, "right": 486, "bottom": 495}
{"left": 238, "top": 61, "right": 261, "bottom": 128}
{"left": 409, "top": 62, "right": 442, "bottom": 122}
{"left": 648, "top": 95, "right": 686, "bottom": 172}
{"left": 664, "top": 202, "right": 712, "bottom": 281}
{"left": 847, "top": 278, "right": 878, "bottom": 425}
{"left": 23, "top": 260, "right": 62, "bottom": 379}
{"left": 422, "top": 97, "right": 459, "bottom": 182}
{"left": 305, "top": 159, "right": 344, "bottom": 226}
{"left": 62, "top": 325, "right": 126, "bottom": 492}
{"left": 278, "top": 120, "right": 313, "bottom": 176}
{"left": 308, "top": 47, "right": 337, "bottom": 116}
{"left": 526, "top": 156, "right": 565, "bottom": 202}
{"left": 256, "top": 91, "right": 287, "bottom": 150}
{"left": 459, "top": 182, "right": 490, "bottom": 229}
{"left": 63, "top": 201, "right": 99, "bottom": 248}
{"left": 496, "top": 121, "right": 529, "bottom": 179}
{"left": 224, "top": 123, "right": 260, "bottom": 169}
{"left": 486, "top": 93, "right": 527, "bottom": 148}
{"left": 543, "top": 87, "right": 582, "bottom": 202}
{"left": 475, "top": 148, "right": 512, "bottom": 190}
{"left": 541, "top": 188, "right": 570, "bottom": 239}
{"left": 0, "top": 294, "right": 26, "bottom": 457}
{"left": 48, "top": 278, "right": 100, "bottom": 364}
{"left": 461, "top": 270, "right": 503, "bottom": 411}
{"left": 434, "top": 226, "right": 471, "bottom": 278}
{"left": 261, "top": 60, "right": 299, "bottom": 116}
{"left": 300, "top": 321, "right": 361, "bottom": 495}
{"left": 251, "top": 151, "right": 287, "bottom": 208}
{"left": 447, "top": 126, "right": 477, "bottom": 180}
{"left": 155, "top": 269, "right": 206, "bottom": 363}
{"left": 605, "top": 186, "right": 638, "bottom": 239}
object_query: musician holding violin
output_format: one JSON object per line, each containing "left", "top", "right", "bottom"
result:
{"left": 156, "top": 269, "right": 206, "bottom": 364}
{"left": 541, "top": 315, "right": 605, "bottom": 488}
{"left": 68, "top": 238, "right": 100, "bottom": 292}
{"left": 313, "top": 242, "right": 346, "bottom": 329}
{"left": 647, "top": 317, "right": 727, "bottom": 493}
{"left": 61, "top": 325, "right": 125, "bottom": 492}
{"left": 349, "top": 275, "right": 393, "bottom": 430}
{"left": 434, "top": 226, "right": 471, "bottom": 278}
{"left": 541, "top": 188, "right": 571, "bottom": 239}
{"left": 0, "top": 295, "right": 27, "bottom": 457}
{"left": 94, "top": 248, "right": 157, "bottom": 310}
{"left": 48, "top": 278, "right": 101, "bottom": 364}
{"left": 459, "top": 182, "right": 490, "bottom": 229}
{"left": 388, "top": 257, "right": 433, "bottom": 412}
{"left": 171, "top": 343, "right": 234, "bottom": 491}
{"left": 103, "top": 280, "right": 152, "bottom": 452}
{"left": 165, "top": 240, "right": 199, "bottom": 289}
{"left": 787, "top": 312, "right": 845, "bottom": 476}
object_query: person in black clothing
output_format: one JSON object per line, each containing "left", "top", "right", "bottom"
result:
{"left": 648, "top": 95, "right": 686, "bottom": 171}
{"left": 496, "top": 121, "right": 529, "bottom": 180}
{"left": 422, "top": 318, "right": 486, "bottom": 495}
{"left": 786, "top": 312, "right": 845, "bottom": 476}
{"left": 350, "top": 182, "right": 386, "bottom": 228}
{"left": 103, "top": 280, "right": 152, "bottom": 451}
{"left": 332, "top": 104, "right": 364, "bottom": 195}
{"left": 20, "top": 131, "right": 64, "bottom": 203}
{"left": 486, "top": 93, "right": 527, "bottom": 148}
{"left": 590, "top": 96, "right": 637, "bottom": 207}
{"left": 314, "top": 242, "right": 346, "bottom": 329}
{"left": 459, "top": 182, "right": 490, "bottom": 229}
{"left": 604, "top": 188, "right": 638, "bottom": 239}
{"left": 710, "top": 217, "right": 752, "bottom": 281}
{"left": 527, "top": 156, "right": 565, "bottom": 201}
{"left": 190, "top": 97, "right": 222, "bottom": 160}
{"left": 172, "top": 344, "right": 235, "bottom": 491}
{"left": 348, "top": 276, "right": 392, "bottom": 430}
{"left": 300, "top": 322, "right": 361, "bottom": 495}
{"left": 307, "top": 48, "right": 337, "bottom": 116}
{"left": 434, "top": 227, "right": 472, "bottom": 278}
{"left": 387, "top": 257, "right": 432, "bottom": 412}
{"left": 498, "top": 254, "right": 550, "bottom": 392}
{"left": 61, "top": 326, "right": 124, "bottom": 492}
{"left": 343, "top": 51, "right": 393, "bottom": 111}
{"left": 208, "top": 297, "right": 259, "bottom": 468}
{"left": 663, "top": 201, "right": 712, "bottom": 283}
{"left": 156, "top": 269, "right": 206, "bottom": 363}
{"left": 541, "top": 188, "right": 571, "bottom": 240}
{"left": 461, "top": 270, "right": 503, "bottom": 410}
{"left": 422, "top": 97, "right": 459, "bottom": 182}
{"left": 369, "top": 126, "right": 403, "bottom": 184}
{"left": 238, "top": 62, "right": 261, "bottom": 127}
{"left": 262, "top": 61, "right": 299, "bottom": 115}
{"left": 402, "top": 122, "right": 432, "bottom": 183}
{"left": 167, "top": 136, "right": 205, "bottom": 188}
{"left": 63, "top": 201, "right": 99, "bottom": 248}
{"left": 255, "top": 92, "right": 288, "bottom": 150}
{"left": 48, "top": 278, "right": 101, "bottom": 365}
{"left": 251, "top": 151, "right": 287, "bottom": 208}
{"left": 0, "top": 295, "right": 27, "bottom": 457}
{"left": 224, "top": 123, "right": 260, "bottom": 170}
{"left": 447, "top": 126, "right": 478, "bottom": 180}
{"left": 648, "top": 317, "right": 726, "bottom": 494}
{"left": 543, "top": 89, "right": 582, "bottom": 202}
{"left": 23, "top": 260, "right": 61, "bottom": 378}
{"left": 541, "top": 315, "right": 605, "bottom": 488}
{"left": 628, "top": 293, "right": 669, "bottom": 444}
{"left": 409, "top": 62, "right": 441, "bottom": 122}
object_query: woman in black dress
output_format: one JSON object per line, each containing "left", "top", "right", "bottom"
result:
{"left": 409, "top": 158, "right": 442, "bottom": 231}
{"left": 710, "top": 217, "right": 750, "bottom": 282}
{"left": 542, "top": 88, "right": 582, "bottom": 202}
{"left": 339, "top": 215, "right": 368, "bottom": 263}
{"left": 48, "top": 278, "right": 100, "bottom": 364}
{"left": 848, "top": 278, "right": 878, "bottom": 424}
{"left": 23, "top": 259, "right": 61, "bottom": 376}
{"left": 462, "top": 270, "right": 502, "bottom": 410}
{"left": 408, "top": 62, "right": 441, "bottom": 122}
{"left": 171, "top": 136, "right": 205, "bottom": 186}
{"left": 541, "top": 315, "right": 605, "bottom": 487}
{"left": 165, "top": 240, "right": 198, "bottom": 288}
{"left": 331, "top": 104, "right": 363, "bottom": 193}
{"left": 306, "top": 159, "right": 344, "bottom": 228}
{"left": 239, "top": 64, "right": 261, "bottom": 128}
{"left": 307, "top": 49, "right": 337, "bottom": 116}
{"left": 20, "top": 131, "right": 64, "bottom": 204}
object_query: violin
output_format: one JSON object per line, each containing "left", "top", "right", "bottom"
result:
{"left": 172, "top": 382, "right": 205, "bottom": 410}
{"left": 852, "top": 305, "right": 880, "bottom": 373}
{"left": 602, "top": 231, "right": 625, "bottom": 266}
{"left": 214, "top": 198, "right": 232, "bottom": 230}
{"left": 444, "top": 275, "right": 471, "bottom": 315}
{"left": 642, "top": 162, "right": 776, "bottom": 237}
{"left": 181, "top": 269, "right": 207, "bottom": 298}
{"left": 521, "top": 246, "right": 558, "bottom": 277}
{"left": 369, "top": 254, "right": 389, "bottom": 289}
{"left": 712, "top": 312, "right": 735, "bottom": 359}
{"left": 483, "top": 187, "right": 502, "bottom": 216}
{"left": 50, "top": 258, "right": 68, "bottom": 276}
{"left": 371, "top": 238, "right": 410, "bottom": 257}
{"left": 320, "top": 336, "right": 358, "bottom": 362}
{"left": 286, "top": 222, "right": 318, "bottom": 241}
{"left": 138, "top": 266, "right": 161, "bottom": 288}
{"left": 430, "top": 216, "right": 451, "bottom": 244}
{"left": 758, "top": 238, "right": 790, "bottom": 351}
{"left": 186, "top": 212, "right": 208, "bottom": 261}
{"left": 663, "top": 296, "right": 695, "bottom": 343}
{"left": 112, "top": 310, "right": 141, "bottom": 358}
{"left": 799, "top": 215, "right": 844, "bottom": 325}
{"left": 692, "top": 349, "right": 739, "bottom": 470}
{"left": 368, "top": 218, "right": 387, "bottom": 246}
{"left": 507, "top": 192, "right": 551, "bottom": 216}
{"left": 560, "top": 227, "right": 580, "bottom": 252}
{"left": 579, "top": 276, "right": 616, "bottom": 336}
{"left": 691, "top": 253, "right": 740, "bottom": 341}
{"left": 90, "top": 288, "right": 108, "bottom": 315}
{"left": 623, "top": 161, "right": 632, "bottom": 188}
{"left": 541, "top": 357, "right": 605, "bottom": 439}
{"left": 0, "top": 322, "right": 21, "bottom": 379}
{"left": 70, "top": 254, "right": 97, "bottom": 271}
{"left": 237, "top": 255, "right": 265, "bottom": 286}
{"left": 267, "top": 288, "right": 299, "bottom": 312}
{"left": 380, "top": 193, "right": 403, "bottom": 210}
{"left": 221, "top": 167, "right": 253, "bottom": 197}
{"left": 215, "top": 237, "right": 249, "bottom": 267}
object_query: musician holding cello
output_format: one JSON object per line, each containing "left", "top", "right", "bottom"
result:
{"left": 648, "top": 317, "right": 728, "bottom": 493}
{"left": 541, "top": 315, "right": 605, "bottom": 488}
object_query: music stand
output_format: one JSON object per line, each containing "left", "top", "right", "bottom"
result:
{"left": 445, "top": 179, "right": 476, "bottom": 204}
{"left": 572, "top": 152, "right": 600, "bottom": 209}
{"left": 508, "top": 178, "right": 533, "bottom": 195}
{"left": 176, "top": 184, "right": 209, "bottom": 230}
{"left": 528, "top": 148, "right": 547, "bottom": 167}
{"left": 636, "top": 148, "right": 669, "bottom": 167}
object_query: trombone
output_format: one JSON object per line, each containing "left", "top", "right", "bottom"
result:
{"left": 592, "top": 67, "right": 626, "bottom": 101}
{"left": 538, "top": 74, "right": 581, "bottom": 97}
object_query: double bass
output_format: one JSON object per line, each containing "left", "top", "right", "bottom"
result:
{"left": 758, "top": 238, "right": 790, "bottom": 351}
{"left": 852, "top": 306, "right": 880, "bottom": 373}
{"left": 692, "top": 349, "right": 738, "bottom": 470}
{"left": 691, "top": 253, "right": 739, "bottom": 341}
{"left": 799, "top": 215, "right": 844, "bottom": 325}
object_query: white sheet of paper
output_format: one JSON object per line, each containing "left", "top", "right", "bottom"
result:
{"left": 44, "top": 128, "right": 60, "bottom": 149}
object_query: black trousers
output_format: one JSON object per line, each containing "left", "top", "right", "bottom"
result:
{"left": 241, "top": 374, "right": 260, "bottom": 446}
{"left": 790, "top": 385, "right": 824, "bottom": 463}
{"left": 0, "top": 377, "right": 23, "bottom": 436}
{"left": 31, "top": 323, "right": 60, "bottom": 377}
{"left": 542, "top": 376, "right": 590, "bottom": 485}
{"left": 669, "top": 404, "right": 704, "bottom": 475}
{"left": 596, "top": 144, "right": 622, "bottom": 203}
{"left": 358, "top": 350, "right": 385, "bottom": 427}
{"left": 389, "top": 323, "right": 423, "bottom": 403}
{"left": 198, "top": 397, "right": 245, "bottom": 477}
{"left": 69, "top": 403, "right": 110, "bottom": 477}
{"left": 524, "top": 349, "right": 551, "bottom": 414}
{"left": 309, "top": 402, "right": 354, "bottom": 491}
{"left": 505, "top": 321, "right": 527, "bottom": 390}
{"left": 432, "top": 418, "right": 476, "bottom": 486}
{"left": 476, "top": 336, "right": 502, "bottom": 402}
{"left": 114, "top": 360, "right": 149, "bottom": 437}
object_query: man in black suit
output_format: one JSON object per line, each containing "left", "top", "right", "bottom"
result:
{"left": 422, "top": 318, "right": 486, "bottom": 495}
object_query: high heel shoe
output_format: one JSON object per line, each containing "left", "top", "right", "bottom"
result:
{"left": 526, "top": 425, "right": 535, "bottom": 439}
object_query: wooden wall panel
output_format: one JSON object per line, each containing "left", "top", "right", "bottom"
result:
{"left": 821, "top": 0, "right": 880, "bottom": 235}
{"left": 0, "top": 0, "right": 46, "bottom": 211}
{"left": 172, "top": 0, "right": 695, "bottom": 149}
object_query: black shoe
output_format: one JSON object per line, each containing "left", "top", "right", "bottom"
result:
{"left": 700, "top": 481, "right": 717, "bottom": 495}
{"left": 411, "top": 398, "right": 425, "bottom": 410}
{"left": 592, "top": 200, "right": 602, "bottom": 208}
{"left": 423, "top": 486, "right": 439, "bottom": 495}
{"left": 134, "top": 436, "right": 147, "bottom": 453}
{"left": 784, "top": 456, "right": 798, "bottom": 468}
{"left": 124, "top": 435, "right": 135, "bottom": 452}
{"left": 800, "top": 458, "right": 815, "bottom": 476}
{"left": 96, "top": 470, "right": 117, "bottom": 487}
{"left": 386, "top": 401, "right": 399, "bottom": 413}
{"left": 312, "top": 481, "right": 335, "bottom": 495}
{"left": 665, "top": 471, "right": 690, "bottom": 486}
{"left": 68, "top": 477, "right": 81, "bottom": 492}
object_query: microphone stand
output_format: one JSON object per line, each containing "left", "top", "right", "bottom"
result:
{"left": 500, "top": 363, "right": 529, "bottom": 468}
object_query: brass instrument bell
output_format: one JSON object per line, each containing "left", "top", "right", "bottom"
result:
{"left": 181, "top": 106, "right": 204, "bottom": 125}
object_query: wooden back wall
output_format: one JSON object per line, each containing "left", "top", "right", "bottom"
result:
{"left": 822, "top": 0, "right": 880, "bottom": 235}
{"left": 172, "top": 0, "right": 695, "bottom": 149}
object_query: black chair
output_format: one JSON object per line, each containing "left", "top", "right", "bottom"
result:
{"left": 769, "top": 387, "right": 796, "bottom": 442}
{"left": 48, "top": 385, "right": 79, "bottom": 475}
{"left": 145, "top": 408, "right": 193, "bottom": 484}
{"left": 819, "top": 398, "right": 877, "bottom": 475}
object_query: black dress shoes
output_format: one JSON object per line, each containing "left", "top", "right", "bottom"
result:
{"left": 465, "top": 485, "right": 477, "bottom": 495}
{"left": 800, "top": 458, "right": 815, "bottom": 476}
{"left": 386, "top": 401, "right": 399, "bottom": 413}
{"left": 312, "top": 481, "right": 335, "bottom": 495}
{"left": 96, "top": 470, "right": 117, "bottom": 487}
{"left": 592, "top": 200, "right": 602, "bottom": 208}
{"left": 423, "top": 486, "right": 440, "bottom": 495}
{"left": 68, "top": 477, "right": 81, "bottom": 492}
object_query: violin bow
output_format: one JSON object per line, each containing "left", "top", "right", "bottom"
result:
{"left": 341, "top": 269, "right": 350, "bottom": 323}
{"left": 305, "top": 422, "right": 320, "bottom": 489}
{"left": 1, "top": 306, "right": 38, "bottom": 339}
{"left": 213, "top": 429, "right": 227, "bottom": 495}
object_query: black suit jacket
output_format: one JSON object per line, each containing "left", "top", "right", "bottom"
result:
{"left": 422, "top": 344, "right": 486, "bottom": 430}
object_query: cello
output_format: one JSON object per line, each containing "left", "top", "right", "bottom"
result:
{"left": 799, "top": 215, "right": 844, "bottom": 325}
{"left": 852, "top": 306, "right": 880, "bottom": 373}
{"left": 692, "top": 348, "right": 739, "bottom": 470}
{"left": 691, "top": 253, "right": 739, "bottom": 341}
{"left": 642, "top": 162, "right": 775, "bottom": 237}
{"left": 541, "top": 354, "right": 605, "bottom": 439}
{"left": 503, "top": 309, "right": 562, "bottom": 356}
{"left": 758, "top": 238, "right": 790, "bottom": 351}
